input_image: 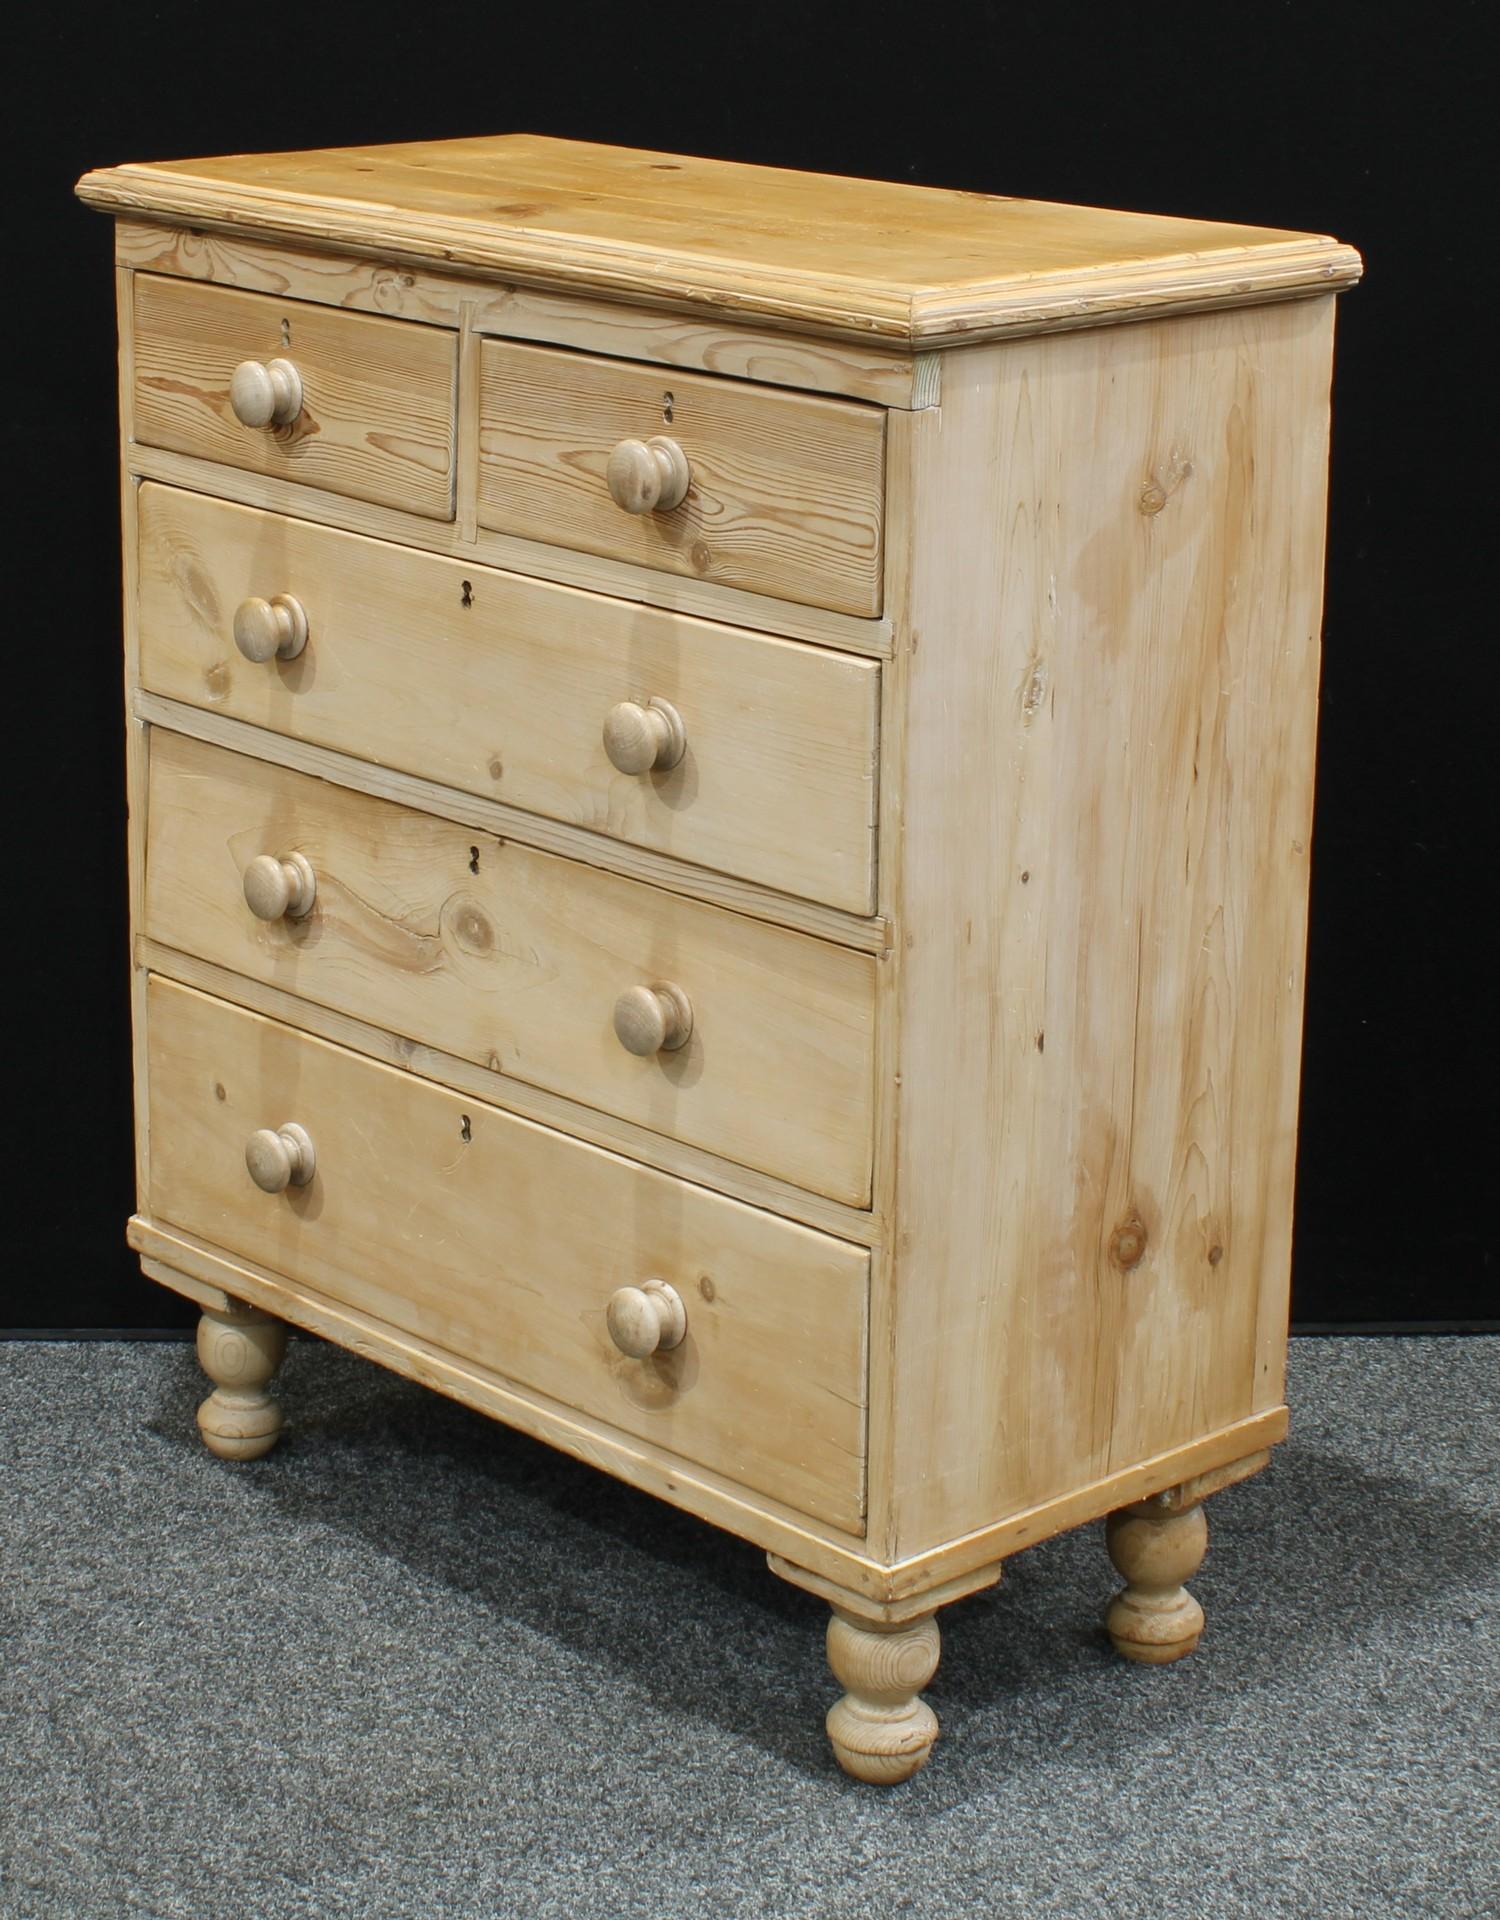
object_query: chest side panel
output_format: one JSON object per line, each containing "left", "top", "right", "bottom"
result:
{"left": 885, "top": 298, "right": 1336, "bottom": 1556}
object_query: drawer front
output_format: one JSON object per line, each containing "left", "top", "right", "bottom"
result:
{"left": 146, "top": 977, "right": 869, "bottom": 1530}
{"left": 132, "top": 277, "right": 457, "bottom": 517}
{"left": 477, "top": 341, "right": 885, "bottom": 616}
{"left": 137, "top": 485, "right": 880, "bottom": 913}
{"left": 146, "top": 732, "right": 877, "bottom": 1205}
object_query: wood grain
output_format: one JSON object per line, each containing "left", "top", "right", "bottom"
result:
{"left": 135, "top": 1220, "right": 879, "bottom": 1569}
{"left": 116, "top": 265, "right": 153, "bottom": 1210}
{"left": 132, "top": 1216, "right": 1285, "bottom": 1601}
{"left": 766, "top": 1555, "right": 1003, "bottom": 1628}
{"left": 194, "top": 1301, "right": 287, "bottom": 1459}
{"left": 1104, "top": 1499, "right": 1208, "bottom": 1662}
{"left": 145, "top": 977, "right": 870, "bottom": 1530}
{"left": 824, "top": 1609, "right": 940, "bottom": 1782}
{"left": 112, "top": 221, "right": 929, "bottom": 407}
{"left": 132, "top": 275, "right": 457, "bottom": 517}
{"left": 878, "top": 297, "right": 1337, "bottom": 1557}
{"left": 127, "top": 442, "right": 893, "bottom": 659}
{"left": 136, "top": 485, "right": 881, "bottom": 911}
{"left": 80, "top": 136, "right": 1362, "bottom": 348}
{"left": 136, "top": 937, "right": 883, "bottom": 1247}
{"left": 478, "top": 341, "right": 885, "bottom": 616}
{"left": 145, "top": 731, "right": 878, "bottom": 1204}
{"left": 134, "top": 691, "right": 889, "bottom": 953}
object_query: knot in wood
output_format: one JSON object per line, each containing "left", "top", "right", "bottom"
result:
{"left": 1109, "top": 1211, "right": 1149, "bottom": 1271}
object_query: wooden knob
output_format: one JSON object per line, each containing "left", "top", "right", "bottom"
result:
{"left": 606, "top": 1279, "right": 686, "bottom": 1359}
{"left": 245, "top": 1122, "right": 316, "bottom": 1193}
{"left": 243, "top": 852, "right": 317, "bottom": 922}
{"left": 230, "top": 357, "right": 303, "bottom": 428}
{"left": 606, "top": 435, "right": 690, "bottom": 514}
{"left": 233, "top": 593, "right": 308, "bottom": 663}
{"left": 613, "top": 982, "right": 693, "bottom": 1056}
{"left": 603, "top": 697, "right": 686, "bottom": 775}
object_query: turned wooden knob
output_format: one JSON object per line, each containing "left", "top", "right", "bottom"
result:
{"left": 606, "top": 1279, "right": 686, "bottom": 1358}
{"left": 613, "top": 982, "right": 693, "bottom": 1055}
{"left": 606, "top": 435, "right": 690, "bottom": 514}
{"left": 603, "top": 696, "right": 686, "bottom": 775}
{"left": 243, "top": 851, "right": 317, "bottom": 922}
{"left": 232, "top": 593, "right": 308, "bottom": 663}
{"left": 230, "top": 356, "right": 303, "bottom": 428}
{"left": 245, "top": 1122, "right": 316, "bottom": 1193}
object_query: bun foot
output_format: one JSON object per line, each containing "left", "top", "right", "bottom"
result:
{"left": 1104, "top": 1497, "right": 1208, "bottom": 1664}
{"left": 195, "top": 1303, "right": 288, "bottom": 1461}
{"left": 825, "top": 1608, "right": 940, "bottom": 1783}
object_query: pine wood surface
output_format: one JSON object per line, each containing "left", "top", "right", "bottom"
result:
{"left": 144, "top": 730, "right": 878, "bottom": 1204}
{"left": 114, "top": 220, "right": 930, "bottom": 406}
{"left": 136, "top": 1222, "right": 883, "bottom": 1576}
{"left": 132, "top": 274, "right": 457, "bottom": 517}
{"left": 194, "top": 1302, "right": 287, "bottom": 1459}
{"left": 825, "top": 1609, "right": 941, "bottom": 1782}
{"left": 117, "top": 270, "right": 153, "bottom": 1213}
{"left": 477, "top": 341, "right": 885, "bottom": 615}
{"left": 145, "top": 976, "right": 871, "bottom": 1530}
{"left": 126, "top": 443, "right": 894, "bottom": 659}
{"left": 876, "top": 296, "right": 1336, "bottom": 1559}
{"left": 132, "top": 1215, "right": 1286, "bottom": 1605}
{"left": 1103, "top": 1498, "right": 1210, "bottom": 1663}
{"left": 80, "top": 136, "right": 1361, "bottom": 347}
{"left": 135, "top": 937, "right": 882, "bottom": 1247}
{"left": 136, "top": 484, "right": 881, "bottom": 909}
{"left": 133, "top": 691, "right": 891, "bottom": 954}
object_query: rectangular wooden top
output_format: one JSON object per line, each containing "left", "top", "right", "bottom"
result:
{"left": 78, "top": 134, "right": 1361, "bottom": 349}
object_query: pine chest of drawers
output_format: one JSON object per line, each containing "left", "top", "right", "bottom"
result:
{"left": 77, "top": 137, "right": 1360, "bottom": 1781}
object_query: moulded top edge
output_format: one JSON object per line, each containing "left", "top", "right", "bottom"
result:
{"left": 76, "top": 134, "right": 1363, "bottom": 349}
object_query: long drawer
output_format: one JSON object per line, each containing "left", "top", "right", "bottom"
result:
{"left": 144, "top": 731, "right": 878, "bottom": 1205}
{"left": 145, "top": 977, "right": 869, "bottom": 1530}
{"left": 136, "top": 484, "right": 881, "bottom": 912}
{"left": 132, "top": 277, "right": 457, "bottom": 517}
{"left": 477, "top": 340, "right": 885, "bottom": 616}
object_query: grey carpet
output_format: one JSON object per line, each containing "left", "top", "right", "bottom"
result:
{"left": 1, "top": 1336, "right": 1495, "bottom": 1920}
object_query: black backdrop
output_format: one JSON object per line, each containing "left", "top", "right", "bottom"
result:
{"left": 11, "top": 2, "right": 1493, "bottom": 1331}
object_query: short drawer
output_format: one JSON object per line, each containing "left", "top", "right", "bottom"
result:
{"left": 132, "top": 276, "right": 457, "bottom": 517}
{"left": 137, "top": 485, "right": 880, "bottom": 912}
{"left": 145, "top": 732, "right": 877, "bottom": 1206}
{"left": 477, "top": 341, "right": 885, "bottom": 616}
{"left": 145, "top": 976, "right": 869, "bottom": 1530}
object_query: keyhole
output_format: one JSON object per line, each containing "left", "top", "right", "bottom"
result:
{"left": 461, "top": 580, "right": 474, "bottom": 608}
{"left": 460, "top": 1115, "right": 472, "bottom": 1143}
{"left": 280, "top": 317, "right": 291, "bottom": 347}
{"left": 468, "top": 846, "right": 480, "bottom": 874}
{"left": 662, "top": 391, "right": 674, "bottom": 424}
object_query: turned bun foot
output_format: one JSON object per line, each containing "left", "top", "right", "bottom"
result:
{"left": 825, "top": 1608, "right": 941, "bottom": 1783}
{"left": 1104, "top": 1497, "right": 1208, "bottom": 1664}
{"left": 195, "top": 1303, "right": 289, "bottom": 1461}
